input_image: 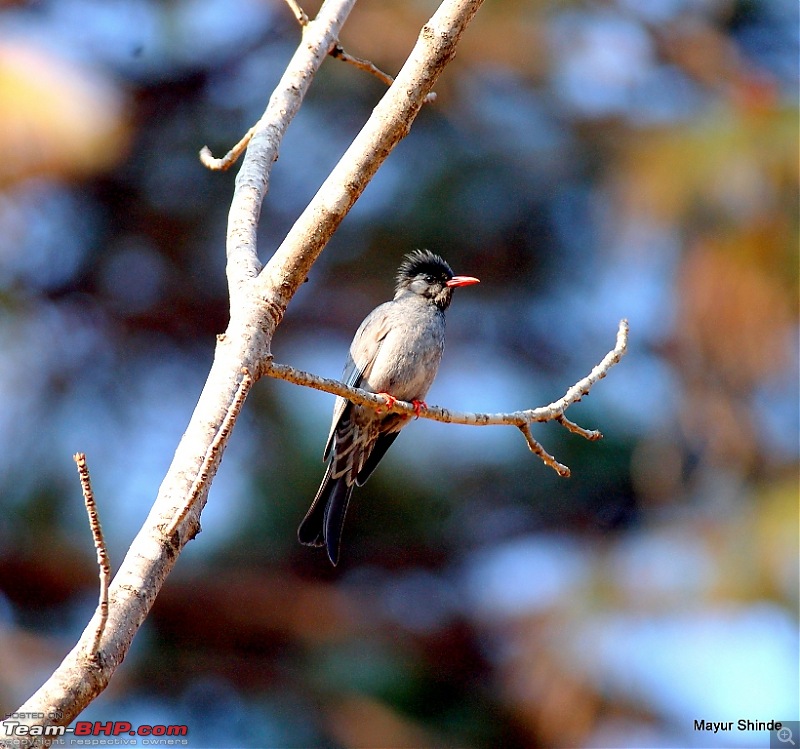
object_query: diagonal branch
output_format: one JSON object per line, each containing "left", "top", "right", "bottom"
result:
{"left": 330, "top": 43, "right": 394, "bottom": 86}
{"left": 519, "top": 424, "right": 570, "bottom": 477}
{"left": 257, "top": 0, "right": 484, "bottom": 310}
{"left": 221, "top": 0, "right": 358, "bottom": 291}
{"left": 265, "top": 319, "right": 629, "bottom": 475}
{"left": 203, "top": 0, "right": 437, "bottom": 177}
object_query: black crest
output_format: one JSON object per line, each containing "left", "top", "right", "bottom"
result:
{"left": 396, "top": 250, "right": 453, "bottom": 289}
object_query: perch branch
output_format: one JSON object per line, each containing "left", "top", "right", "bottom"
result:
{"left": 73, "top": 453, "right": 111, "bottom": 656}
{"left": 265, "top": 319, "right": 629, "bottom": 475}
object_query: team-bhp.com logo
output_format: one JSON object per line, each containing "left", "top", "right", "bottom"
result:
{"left": 2, "top": 719, "right": 188, "bottom": 745}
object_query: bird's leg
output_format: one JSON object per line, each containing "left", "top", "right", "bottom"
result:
{"left": 375, "top": 392, "right": 397, "bottom": 413}
{"left": 411, "top": 400, "right": 427, "bottom": 419}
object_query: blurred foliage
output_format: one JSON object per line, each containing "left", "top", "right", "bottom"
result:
{"left": 0, "top": 0, "right": 797, "bottom": 747}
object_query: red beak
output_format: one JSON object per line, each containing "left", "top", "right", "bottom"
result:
{"left": 446, "top": 275, "right": 480, "bottom": 288}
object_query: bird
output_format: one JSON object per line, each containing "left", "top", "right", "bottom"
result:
{"left": 298, "top": 250, "right": 480, "bottom": 565}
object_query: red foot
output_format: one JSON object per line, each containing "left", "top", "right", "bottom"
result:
{"left": 376, "top": 392, "right": 397, "bottom": 414}
{"left": 411, "top": 399, "right": 427, "bottom": 419}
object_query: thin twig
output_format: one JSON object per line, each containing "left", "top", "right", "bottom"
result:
{"left": 556, "top": 414, "right": 602, "bottom": 441}
{"left": 264, "top": 319, "right": 629, "bottom": 474}
{"left": 164, "top": 370, "right": 253, "bottom": 540}
{"left": 201, "top": 6, "right": 445, "bottom": 174}
{"left": 200, "top": 125, "right": 257, "bottom": 172}
{"left": 284, "top": 0, "right": 309, "bottom": 25}
{"left": 73, "top": 453, "right": 111, "bottom": 656}
{"left": 199, "top": 38, "right": 439, "bottom": 174}
{"left": 554, "top": 319, "right": 628, "bottom": 409}
{"left": 330, "top": 44, "right": 394, "bottom": 87}
{"left": 331, "top": 44, "right": 437, "bottom": 103}
{"left": 519, "top": 424, "right": 570, "bottom": 477}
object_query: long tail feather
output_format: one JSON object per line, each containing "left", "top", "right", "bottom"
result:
{"left": 298, "top": 462, "right": 355, "bottom": 566}
{"left": 323, "top": 477, "right": 354, "bottom": 566}
{"left": 298, "top": 463, "right": 334, "bottom": 547}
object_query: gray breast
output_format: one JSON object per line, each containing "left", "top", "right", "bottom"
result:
{"left": 364, "top": 303, "right": 445, "bottom": 401}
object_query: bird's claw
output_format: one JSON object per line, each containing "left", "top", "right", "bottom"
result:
{"left": 411, "top": 399, "right": 427, "bottom": 419}
{"left": 376, "top": 392, "right": 397, "bottom": 414}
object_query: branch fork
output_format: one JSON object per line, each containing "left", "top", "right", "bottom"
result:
{"left": 201, "top": 0, "right": 436, "bottom": 172}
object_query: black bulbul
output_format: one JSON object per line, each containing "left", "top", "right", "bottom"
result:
{"left": 298, "top": 250, "right": 480, "bottom": 565}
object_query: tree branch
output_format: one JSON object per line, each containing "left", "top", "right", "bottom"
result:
{"left": 257, "top": 0, "right": 484, "bottom": 309}
{"left": 222, "top": 0, "right": 359, "bottom": 291}
{"left": 0, "top": 1, "right": 487, "bottom": 743}
{"left": 265, "top": 319, "right": 629, "bottom": 476}
{"left": 519, "top": 424, "right": 570, "bottom": 477}
{"left": 199, "top": 124, "right": 256, "bottom": 172}
{"left": 202, "top": 1, "right": 438, "bottom": 176}
{"left": 73, "top": 453, "right": 111, "bottom": 656}
{"left": 284, "top": 0, "right": 309, "bottom": 26}
{"left": 330, "top": 44, "right": 438, "bottom": 103}
{"left": 164, "top": 369, "right": 253, "bottom": 539}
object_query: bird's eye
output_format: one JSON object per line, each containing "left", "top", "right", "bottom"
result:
{"left": 424, "top": 274, "right": 436, "bottom": 284}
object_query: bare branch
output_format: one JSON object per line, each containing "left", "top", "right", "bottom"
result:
{"left": 330, "top": 43, "right": 394, "bottom": 86}
{"left": 199, "top": 125, "right": 256, "bottom": 172}
{"left": 284, "top": 0, "right": 309, "bottom": 26}
{"left": 553, "top": 318, "right": 629, "bottom": 410}
{"left": 202, "top": 15, "right": 440, "bottom": 179}
{"left": 203, "top": 9, "right": 436, "bottom": 177}
{"left": 0, "top": 4, "right": 365, "bottom": 743}
{"left": 0, "top": 4, "right": 487, "bottom": 742}
{"left": 164, "top": 369, "right": 253, "bottom": 539}
{"left": 330, "top": 44, "right": 437, "bottom": 103}
{"left": 265, "top": 319, "right": 629, "bottom": 475}
{"left": 258, "top": 0, "right": 484, "bottom": 309}
{"left": 519, "top": 425, "right": 570, "bottom": 477}
{"left": 556, "top": 414, "right": 602, "bottom": 441}
{"left": 223, "top": 0, "right": 359, "bottom": 291}
{"left": 73, "top": 453, "right": 111, "bottom": 655}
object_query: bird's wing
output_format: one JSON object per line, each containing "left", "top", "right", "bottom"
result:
{"left": 355, "top": 431, "right": 400, "bottom": 486}
{"left": 323, "top": 302, "right": 393, "bottom": 460}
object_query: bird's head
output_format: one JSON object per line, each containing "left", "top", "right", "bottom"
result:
{"left": 395, "top": 250, "right": 480, "bottom": 310}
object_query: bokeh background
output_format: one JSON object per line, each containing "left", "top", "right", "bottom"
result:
{"left": 0, "top": 0, "right": 797, "bottom": 747}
